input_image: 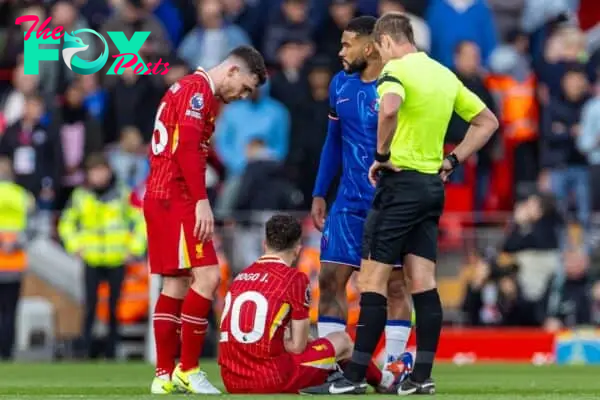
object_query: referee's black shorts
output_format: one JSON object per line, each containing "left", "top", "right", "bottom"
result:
{"left": 362, "top": 169, "right": 445, "bottom": 265}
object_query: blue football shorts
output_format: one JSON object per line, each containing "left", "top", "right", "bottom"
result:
{"left": 320, "top": 209, "right": 403, "bottom": 268}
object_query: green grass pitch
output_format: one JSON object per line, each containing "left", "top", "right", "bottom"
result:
{"left": 1, "top": 362, "right": 600, "bottom": 399}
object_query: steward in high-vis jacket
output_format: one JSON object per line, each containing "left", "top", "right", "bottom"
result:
{"left": 59, "top": 153, "right": 146, "bottom": 359}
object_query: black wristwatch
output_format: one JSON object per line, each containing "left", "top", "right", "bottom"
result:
{"left": 445, "top": 153, "right": 460, "bottom": 169}
{"left": 375, "top": 151, "right": 391, "bottom": 163}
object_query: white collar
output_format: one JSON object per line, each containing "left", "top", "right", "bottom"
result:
{"left": 195, "top": 68, "right": 215, "bottom": 94}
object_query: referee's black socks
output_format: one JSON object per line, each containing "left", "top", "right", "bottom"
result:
{"left": 344, "top": 292, "right": 387, "bottom": 383}
{"left": 412, "top": 288, "right": 443, "bottom": 383}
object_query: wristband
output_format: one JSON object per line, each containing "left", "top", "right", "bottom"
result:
{"left": 445, "top": 153, "right": 460, "bottom": 169}
{"left": 375, "top": 151, "right": 391, "bottom": 163}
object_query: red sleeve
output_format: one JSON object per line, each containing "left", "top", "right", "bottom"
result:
{"left": 172, "top": 81, "right": 212, "bottom": 201}
{"left": 289, "top": 272, "right": 310, "bottom": 320}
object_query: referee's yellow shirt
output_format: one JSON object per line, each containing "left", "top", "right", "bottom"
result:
{"left": 376, "top": 52, "right": 486, "bottom": 174}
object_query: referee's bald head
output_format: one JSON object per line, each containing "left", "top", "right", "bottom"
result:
{"left": 373, "top": 12, "right": 415, "bottom": 46}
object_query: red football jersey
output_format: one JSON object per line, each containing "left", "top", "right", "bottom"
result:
{"left": 145, "top": 69, "right": 218, "bottom": 202}
{"left": 218, "top": 256, "right": 311, "bottom": 392}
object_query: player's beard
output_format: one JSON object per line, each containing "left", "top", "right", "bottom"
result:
{"left": 342, "top": 57, "right": 368, "bottom": 74}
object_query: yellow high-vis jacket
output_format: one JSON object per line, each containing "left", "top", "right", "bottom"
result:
{"left": 58, "top": 184, "right": 146, "bottom": 267}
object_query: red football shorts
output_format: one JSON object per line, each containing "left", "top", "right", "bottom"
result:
{"left": 144, "top": 198, "right": 218, "bottom": 276}
{"left": 223, "top": 338, "right": 337, "bottom": 394}
{"left": 282, "top": 338, "right": 337, "bottom": 393}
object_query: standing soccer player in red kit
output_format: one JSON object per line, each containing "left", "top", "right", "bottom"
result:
{"left": 218, "top": 215, "right": 395, "bottom": 394}
{"left": 144, "top": 46, "right": 267, "bottom": 395}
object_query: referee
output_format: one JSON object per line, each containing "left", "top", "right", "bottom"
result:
{"left": 301, "top": 12, "right": 498, "bottom": 396}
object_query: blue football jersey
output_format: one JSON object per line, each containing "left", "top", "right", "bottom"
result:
{"left": 329, "top": 71, "right": 378, "bottom": 211}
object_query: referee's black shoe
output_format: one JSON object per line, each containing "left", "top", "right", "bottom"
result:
{"left": 396, "top": 377, "right": 436, "bottom": 395}
{"left": 299, "top": 374, "right": 367, "bottom": 395}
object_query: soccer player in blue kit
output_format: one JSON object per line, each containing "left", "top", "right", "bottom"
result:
{"left": 311, "top": 15, "right": 413, "bottom": 381}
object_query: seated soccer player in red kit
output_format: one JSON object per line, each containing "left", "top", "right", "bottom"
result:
{"left": 218, "top": 215, "right": 395, "bottom": 394}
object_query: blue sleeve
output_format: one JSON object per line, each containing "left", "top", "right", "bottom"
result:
{"left": 312, "top": 74, "right": 342, "bottom": 198}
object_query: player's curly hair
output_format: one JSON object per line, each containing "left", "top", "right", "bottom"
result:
{"left": 265, "top": 214, "right": 302, "bottom": 252}
{"left": 228, "top": 45, "right": 268, "bottom": 86}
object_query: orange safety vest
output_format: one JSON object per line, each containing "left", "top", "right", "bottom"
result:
{"left": 485, "top": 73, "right": 539, "bottom": 143}
{"left": 96, "top": 262, "right": 149, "bottom": 324}
{"left": 0, "top": 232, "right": 26, "bottom": 273}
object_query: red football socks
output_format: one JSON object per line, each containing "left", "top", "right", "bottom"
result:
{"left": 366, "top": 360, "right": 383, "bottom": 387}
{"left": 339, "top": 359, "right": 383, "bottom": 387}
{"left": 153, "top": 294, "right": 183, "bottom": 377}
{"left": 179, "top": 288, "right": 211, "bottom": 371}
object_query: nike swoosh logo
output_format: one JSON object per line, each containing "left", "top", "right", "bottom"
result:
{"left": 336, "top": 98, "right": 350, "bottom": 104}
{"left": 329, "top": 384, "right": 356, "bottom": 394}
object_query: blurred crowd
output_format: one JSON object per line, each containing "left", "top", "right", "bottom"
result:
{"left": 0, "top": 0, "right": 598, "bottom": 347}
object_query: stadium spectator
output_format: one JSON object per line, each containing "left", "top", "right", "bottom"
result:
{"left": 0, "top": 157, "right": 33, "bottom": 360}
{"left": 214, "top": 81, "right": 290, "bottom": 219}
{"left": 378, "top": 0, "right": 431, "bottom": 53}
{"left": 39, "top": 1, "right": 96, "bottom": 105}
{"left": 315, "top": 0, "right": 359, "bottom": 71}
{"left": 0, "top": 93, "right": 59, "bottom": 205}
{"left": 221, "top": 0, "right": 269, "bottom": 47}
{"left": 461, "top": 251, "right": 537, "bottom": 326}
{"left": 536, "top": 26, "right": 588, "bottom": 102}
{"left": 540, "top": 66, "right": 591, "bottom": 233}
{"left": 501, "top": 193, "right": 562, "bottom": 319}
{"left": 142, "top": 0, "right": 184, "bottom": 47}
{"left": 577, "top": 80, "right": 600, "bottom": 210}
{"left": 487, "top": 30, "right": 540, "bottom": 193}
{"left": 108, "top": 126, "right": 148, "bottom": 190}
{"left": 0, "top": 3, "right": 45, "bottom": 71}
{"left": 230, "top": 138, "right": 303, "bottom": 271}
{"left": 269, "top": 35, "right": 312, "bottom": 118}
{"left": 426, "top": 0, "right": 498, "bottom": 68}
{"left": 104, "top": 67, "right": 163, "bottom": 144}
{"left": 446, "top": 41, "right": 497, "bottom": 209}
{"left": 100, "top": 0, "right": 171, "bottom": 87}
{"left": 80, "top": 74, "right": 107, "bottom": 122}
{"left": 287, "top": 58, "right": 331, "bottom": 209}
{"left": 52, "top": 80, "right": 104, "bottom": 211}
{"left": 215, "top": 80, "right": 290, "bottom": 178}
{"left": 545, "top": 247, "right": 597, "bottom": 330}
{"left": 161, "top": 58, "right": 191, "bottom": 88}
{"left": 77, "top": 0, "right": 112, "bottom": 31}
{"left": 58, "top": 153, "right": 146, "bottom": 359}
{"left": 177, "top": 0, "right": 251, "bottom": 71}
{"left": 2, "top": 64, "right": 40, "bottom": 127}
{"left": 487, "top": 0, "right": 526, "bottom": 43}
{"left": 262, "top": 0, "right": 313, "bottom": 66}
